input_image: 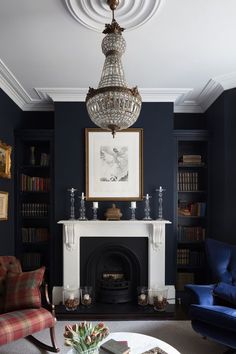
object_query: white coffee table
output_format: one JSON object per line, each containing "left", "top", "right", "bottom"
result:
{"left": 100, "top": 332, "right": 181, "bottom": 354}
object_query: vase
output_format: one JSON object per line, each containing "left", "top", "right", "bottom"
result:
{"left": 69, "top": 347, "right": 99, "bottom": 354}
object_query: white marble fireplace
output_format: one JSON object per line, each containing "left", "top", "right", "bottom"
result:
{"left": 55, "top": 219, "right": 175, "bottom": 304}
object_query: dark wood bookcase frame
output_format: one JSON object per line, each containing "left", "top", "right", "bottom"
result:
{"left": 173, "top": 130, "right": 209, "bottom": 303}
{"left": 14, "top": 129, "right": 54, "bottom": 289}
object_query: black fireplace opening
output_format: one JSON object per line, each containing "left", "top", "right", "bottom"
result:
{"left": 80, "top": 237, "right": 148, "bottom": 304}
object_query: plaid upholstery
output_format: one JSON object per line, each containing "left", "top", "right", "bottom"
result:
{"left": 0, "top": 307, "right": 55, "bottom": 346}
{"left": 0, "top": 256, "right": 22, "bottom": 314}
{"left": 5, "top": 266, "right": 45, "bottom": 312}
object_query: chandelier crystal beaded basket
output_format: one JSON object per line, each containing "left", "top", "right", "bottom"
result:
{"left": 86, "top": 0, "right": 142, "bottom": 137}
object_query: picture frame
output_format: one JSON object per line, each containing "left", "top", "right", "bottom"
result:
{"left": 0, "top": 191, "right": 8, "bottom": 220}
{"left": 0, "top": 141, "right": 12, "bottom": 179}
{"left": 85, "top": 128, "right": 143, "bottom": 201}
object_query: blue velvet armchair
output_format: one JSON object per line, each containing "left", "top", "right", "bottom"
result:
{"left": 185, "top": 238, "right": 236, "bottom": 353}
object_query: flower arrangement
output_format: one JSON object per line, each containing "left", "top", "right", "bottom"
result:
{"left": 64, "top": 322, "right": 109, "bottom": 353}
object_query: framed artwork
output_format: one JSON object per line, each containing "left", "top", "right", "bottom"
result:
{"left": 0, "top": 191, "right": 8, "bottom": 220}
{"left": 85, "top": 128, "right": 143, "bottom": 201}
{"left": 0, "top": 141, "right": 12, "bottom": 179}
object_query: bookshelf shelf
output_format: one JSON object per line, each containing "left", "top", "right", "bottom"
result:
{"left": 174, "top": 130, "right": 208, "bottom": 301}
{"left": 15, "top": 129, "right": 54, "bottom": 288}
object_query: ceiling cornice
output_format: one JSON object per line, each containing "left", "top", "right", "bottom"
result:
{"left": 0, "top": 59, "right": 235, "bottom": 114}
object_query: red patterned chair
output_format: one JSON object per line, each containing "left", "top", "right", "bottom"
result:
{"left": 0, "top": 256, "right": 59, "bottom": 352}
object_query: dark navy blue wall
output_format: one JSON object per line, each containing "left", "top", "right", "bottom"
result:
{"left": 207, "top": 89, "right": 236, "bottom": 243}
{"left": 174, "top": 113, "right": 207, "bottom": 130}
{"left": 54, "top": 102, "right": 175, "bottom": 285}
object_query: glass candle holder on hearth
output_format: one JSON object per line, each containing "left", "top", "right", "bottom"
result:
{"left": 153, "top": 287, "right": 168, "bottom": 311}
{"left": 80, "top": 286, "right": 94, "bottom": 307}
{"left": 137, "top": 286, "right": 149, "bottom": 306}
{"left": 63, "top": 286, "right": 80, "bottom": 311}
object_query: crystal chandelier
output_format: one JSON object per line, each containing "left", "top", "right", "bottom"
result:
{"left": 86, "top": 0, "right": 142, "bottom": 137}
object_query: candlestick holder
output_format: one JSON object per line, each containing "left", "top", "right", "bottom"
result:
{"left": 78, "top": 195, "right": 87, "bottom": 220}
{"left": 67, "top": 188, "right": 77, "bottom": 220}
{"left": 130, "top": 206, "right": 136, "bottom": 220}
{"left": 92, "top": 207, "right": 98, "bottom": 221}
{"left": 143, "top": 194, "right": 152, "bottom": 220}
{"left": 156, "top": 186, "right": 166, "bottom": 220}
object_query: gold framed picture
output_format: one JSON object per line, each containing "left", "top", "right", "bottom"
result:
{"left": 85, "top": 128, "right": 143, "bottom": 201}
{"left": 0, "top": 141, "right": 12, "bottom": 179}
{"left": 0, "top": 191, "right": 8, "bottom": 220}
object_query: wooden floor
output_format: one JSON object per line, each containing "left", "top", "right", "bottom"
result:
{"left": 55, "top": 303, "right": 189, "bottom": 321}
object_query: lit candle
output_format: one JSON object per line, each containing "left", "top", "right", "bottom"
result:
{"left": 139, "top": 294, "right": 146, "bottom": 300}
{"left": 146, "top": 194, "right": 149, "bottom": 199}
{"left": 93, "top": 202, "right": 98, "bottom": 209}
{"left": 84, "top": 294, "right": 90, "bottom": 301}
{"left": 159, "top": 186, "right": 163, "bottom": 192}
{"left": 81, "top": 192, "right": 85, "bottom": 200}
{"left": 131, "top": 201, "right": 136, "bottom": 209}
{"left": 69, "top": 292, "right": 75, "bottom": 300}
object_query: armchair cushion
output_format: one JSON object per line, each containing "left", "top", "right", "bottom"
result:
{"left": 0, "top": 307, "right": 55, "bottom": 346}
{"left": 213, "top": 282, "right": 236, "bottom": 306}
{"left": 185, "top": 284, "right": 215, "bottom": 305}
{"left": 206, "top": 238, "right": 236, "bottom": 284}
{"left": 190, "top": 304, "right": 236, "bottom": 333}
{"left": 5, "top": 266, "right": 45, "bottom": 312}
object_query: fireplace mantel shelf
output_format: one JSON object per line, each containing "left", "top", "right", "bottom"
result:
{"left": 58, "top": 219, "right": 171, "bottom": 252}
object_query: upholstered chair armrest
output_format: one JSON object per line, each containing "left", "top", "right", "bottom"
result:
{"left": 185, "top": 284, "right": 215, "bottom": 305}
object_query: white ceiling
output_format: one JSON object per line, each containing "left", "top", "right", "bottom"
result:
{"left": 0, "top": 0, "right": 236, "bottom": 112}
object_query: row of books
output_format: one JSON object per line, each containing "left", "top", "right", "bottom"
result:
{"left": 177, "top": 172, "right": 199, "bottom": 191}
{"left": 21, "top": 174, "right": 50, "bottom": 192}
{"left": 21, "top": 252, "right": 41, "bottom": 269}
{"left": 179, "top": 154, "right": 202, "bottom": 164}
{"left": 177, "top": 226, "right": 206, "bottom": 241}
{"left": 21, "top": 203, "right": 49, "bottom": 217}
{"left": 177, "top": 249, "right": 204, "bottom": 266}
{"left": 21, "top": 228, "right": 49, "bottom": 243}
{"left": 176, "top": 272, "right": 195, "bottom": 291}
{"left": 178, "top": 201, "right": 206, "bottom": 217}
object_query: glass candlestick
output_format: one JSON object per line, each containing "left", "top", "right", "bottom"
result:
{"left": 92, "top": 202, "right": 98, "bottom": 221}
{"left": 156, "top": 186, "right": 166, "bottom": 220}
{"left": 143, "top": 194, "right": 152, "bottom": 220}
{"left": 78, "top": 192, "right": 87, "bottom": 220}
{"left": 67, "top": 188, "right": 77, "bottom": 220}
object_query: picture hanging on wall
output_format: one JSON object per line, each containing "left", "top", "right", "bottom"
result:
{"left": 0, "top": 141, "right": 12, "bottom": 179}
{"left": 85, "top": 128, "right": 143, "bottom": 201}
{"left": 0, "top": 191, "right": 8, "bottom": 220}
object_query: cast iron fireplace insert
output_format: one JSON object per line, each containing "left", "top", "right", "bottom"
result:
{"left": 80, "top": 237, "right": 148, "bottom": 304}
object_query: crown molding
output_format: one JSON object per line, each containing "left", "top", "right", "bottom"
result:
{"left": 0, "top": 59, "right": 53, "bottom": 111}
{"left": 1, "top": 58, "right": 236, "bottom": 113}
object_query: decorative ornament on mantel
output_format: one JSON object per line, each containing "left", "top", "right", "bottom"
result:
{"left": 86, "top": 0, "right": 142, "bottom": 138}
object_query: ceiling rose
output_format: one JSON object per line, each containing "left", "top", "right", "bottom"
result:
{"left": 65, "top": 0, "right": 162, "bottom": 32}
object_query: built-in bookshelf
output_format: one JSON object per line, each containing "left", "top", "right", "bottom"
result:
{"left": 174, "top": 130, "right": 208, "bottom": 302}
{"left": 14, "top": 130, "right": 54, "bottom": 288}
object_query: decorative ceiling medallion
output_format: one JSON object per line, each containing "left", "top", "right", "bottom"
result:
{"left": 65, "top": 0, "right": 162, "bottom": 32}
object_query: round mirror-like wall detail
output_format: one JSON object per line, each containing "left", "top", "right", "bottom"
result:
{"left": 65, "top": 0, "right": 162, "bottom": 32}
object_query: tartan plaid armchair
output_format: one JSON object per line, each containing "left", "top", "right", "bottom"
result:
{"left": 0, "top": 256, "right": 59, "bottom": 352}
